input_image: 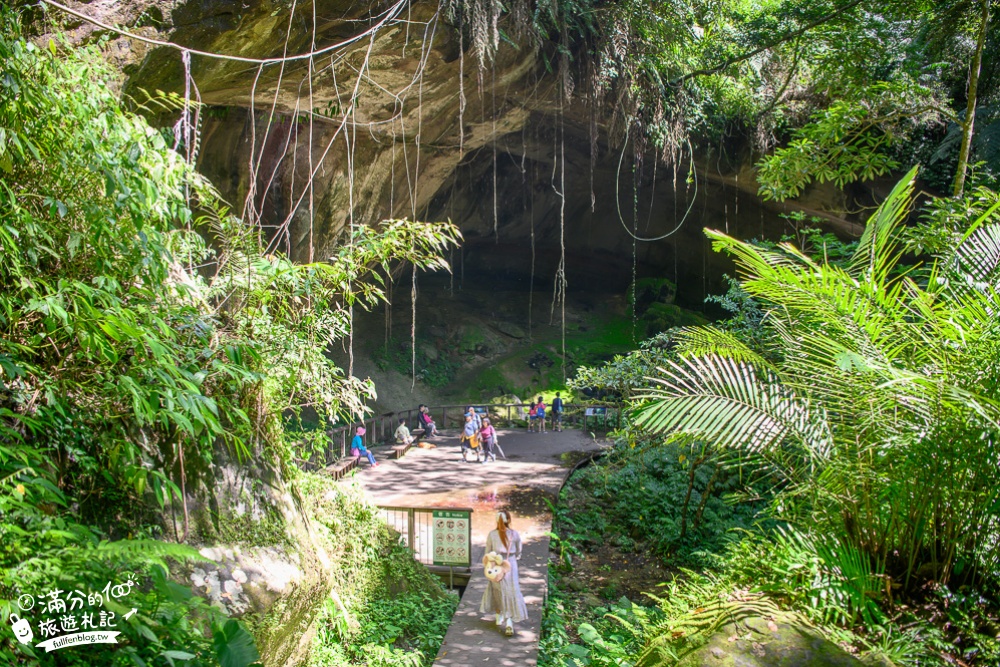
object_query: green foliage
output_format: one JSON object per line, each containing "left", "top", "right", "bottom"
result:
{"left": 540, "top": 581, "right": 656, "bottom": 667}
{"left": 769, "top": 526, "right": 885, "bottom": 626}
{"left": 569, "top": 332, "right": 676, "bottom": 399}
{"left": 542, "top": 522, "right": 1000, "bottom": 667}
{"left": 309, "top": 592, "right": 456, "bottom": 667}
{"left": 0, "top": 14, "right": 459, "bottom": 666}
{"left": 213, "top": 620, "right": 261, "bottom": 667}
{"left": 294, "top": 475, "right": 456, "bottom": 667}
{"left": 755, "top": 85, "right": 934, "bottom": 200}
{"left": 554, "top": 442, "right": 764, "bottom": 563}
{"left": 374, "top": 337, "right": 459, "bottom": 388}
{"left": 634, "top": 167, "right": 1000, "bottom": 592}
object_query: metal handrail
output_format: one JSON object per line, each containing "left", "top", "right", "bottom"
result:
{"left": 378, "top": 505, "right": 475, "bottom": 575}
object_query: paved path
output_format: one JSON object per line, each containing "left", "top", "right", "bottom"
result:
{"left": 356, "top": 426, "right": 603, "bottom": 667}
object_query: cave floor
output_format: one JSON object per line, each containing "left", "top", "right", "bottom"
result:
{"left": 355, "top": 426, "right": 605, "bottom": 667}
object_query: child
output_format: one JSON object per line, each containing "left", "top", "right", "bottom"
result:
{"left": 535, "top": 396, "right": 547, "bottom": 433}
{"left": 527, "top": 402, "right": 537, "bottom": 432}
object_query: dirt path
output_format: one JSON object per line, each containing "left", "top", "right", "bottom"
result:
{"left": 356, "top": 426, "right": 603, "bottom": 667}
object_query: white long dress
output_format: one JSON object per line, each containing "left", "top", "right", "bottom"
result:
{"left": 479, "top": 528, "right": 528, "bottom": 622}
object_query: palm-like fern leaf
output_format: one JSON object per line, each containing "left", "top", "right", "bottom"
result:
{"left": 849, "top": 166, "right": 917, "bottom": 281}
{"left": 953, "top": 220, "right": 1000, "bottom": 289}
{"left": 634, "top": 355, "right": 832, "bottom": 460}
{"left": 673, "top": 326, "right": 773, "bottom": 369}
{"left": 95, "top": 539, "right": 207, "bottom": 571}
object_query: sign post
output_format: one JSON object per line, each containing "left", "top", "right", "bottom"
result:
{"left": 432, "top": 510, "right": 472, "bottom": 569}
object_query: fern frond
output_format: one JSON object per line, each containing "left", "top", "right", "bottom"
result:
{"left": 95, "top": 539, "right": 207, "bottom": 571}
{"left": 634, "top": 355, "right": 832, "bottom": 460}
{"left": 849, "top": 166, "right": 917, "bottom": 281}
{"left": 953, "top": 220, "right": 1000, "bottom": 289}
{"left": 674, "top": 326, "right": 773, "bottom": 369}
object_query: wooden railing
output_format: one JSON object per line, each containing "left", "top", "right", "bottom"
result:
{"left": 300, "top": 402, "right": 622, "bottom": 470}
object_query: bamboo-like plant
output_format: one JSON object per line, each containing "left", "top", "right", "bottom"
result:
{"left": 635, "top": 167, "right": 1000, "bottom": 589}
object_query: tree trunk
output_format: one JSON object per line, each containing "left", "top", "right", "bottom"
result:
{"left": 953, "top": 0, "right": 992, "bottom": 197}
{"left": 692, "top": 463, "right": 721, "bottom": 533}
{"left": 679, "top": 453, "right": 707, "bottom": 540}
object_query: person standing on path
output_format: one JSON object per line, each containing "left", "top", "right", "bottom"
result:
{"left": 480, "top": 510, "right": 528, "bottom": 636}
{"left": 467, "top": 405, "right": 482, "bottom": 431}
{"left": 479, "top": 418, "right": 497, "bottom": 463}
{"left": 351, "top": 427, "right": 378, "bottom": 467}
{"left": 535, "top": 396, "right": 547, "bottom": 433}
{"left": 460, "top": 414, "right": 481, "bottom": 463}
{"left": 552, "top": 392, "right": 564, "bottom": 431}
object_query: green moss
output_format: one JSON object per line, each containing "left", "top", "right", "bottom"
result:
{"left": 375, "top": 336, "right": 458, "bottom": 387}
{"left": 213, "top": 508, "right": 291, "bottom": 548}
{"left": 473, "top": 366, "right": 509, "bottom": 394}
{"left": 458, "top": 327, "right": 487, "bottom": 352}
{"left": 270, "top": 475, "right": 454, "bottom": 667}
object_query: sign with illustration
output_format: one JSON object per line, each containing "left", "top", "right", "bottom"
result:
{"left": 432, "top": 510, "right": 471, "bottom": 567}
{"left": 6, "top": 575, "right": 139, "bottom": 653}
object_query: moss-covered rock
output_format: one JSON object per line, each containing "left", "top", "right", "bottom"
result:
{"left": 641, "top": 615, "right": 890, "bottom": 667}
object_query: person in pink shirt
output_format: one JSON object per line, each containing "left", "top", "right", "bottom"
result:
{"left": 480, "top": 418, "right": 497, "bottom": 463}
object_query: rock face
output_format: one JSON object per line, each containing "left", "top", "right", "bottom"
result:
{"left": 42, "top": 0, "right": 869, "bottom": 309}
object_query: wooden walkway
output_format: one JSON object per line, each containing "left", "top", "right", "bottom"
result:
{"left": 355, "top": 427, "right": 602, "bottom": 667}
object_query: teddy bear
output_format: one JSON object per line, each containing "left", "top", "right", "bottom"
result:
{"left": 483, "top": 551, "right": 510, "bottom": 583}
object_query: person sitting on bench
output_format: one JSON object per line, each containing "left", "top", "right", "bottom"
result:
{"left": 351, "top": 426, "right": 378, "bottom": 467}
{"left": 395, "top": 418, "right": 413, "bottom": 446}
{"left": 418, "top": 405, "right": 439, "bottom": 438}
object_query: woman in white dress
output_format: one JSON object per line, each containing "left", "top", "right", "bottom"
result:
{"left": 480, "top": 510, "right": 528, "bottom": 636}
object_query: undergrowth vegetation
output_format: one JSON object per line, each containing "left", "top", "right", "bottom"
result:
{"left": 541, "top": 453, "right": 1000, "bottom": 667}
{"left": 0, "top": 13, "right": 459, "bottom": 666}
{"left": 293, "top": 475, "right": 457, "bottom": 667}
{"left": 308, "top": 592, "right": 456, "bottom": 667}
{"left": 551, "top": 444, "right": 764, "bottom": 567}
{"left": 544, "top": 168, "right": 1000, "bottom": 666}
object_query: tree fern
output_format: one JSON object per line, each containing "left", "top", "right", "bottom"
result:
{"left": 849, "top": 166, "right": 917, "bottom": 281}
{"left": 673, "top": 326, "right": 774, "bottom": 369}
{"left": 634, "top": 355, "right": 833, "bottom": 461}
{"left": 96, "top": 539, "right": 207, "bottom": 571}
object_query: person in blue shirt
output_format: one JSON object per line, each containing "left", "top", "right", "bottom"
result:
{"left": 351, "top": 426, "right": 378, "bottom": 467}
{"left": 552, "top": 392, "right": 564, "bottom": 431}
{"left": 467, "top": 406, "right": 482, "bottom": 431}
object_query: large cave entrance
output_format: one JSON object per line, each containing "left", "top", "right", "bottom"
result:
{"left": 190, "top": 102, "right": 843, "bottom": 410}
{"left": 339, "top": 112, "right": 810, "bottom": 410}
{"left": 421, "top": 112, "right": 778, "bottom": 308}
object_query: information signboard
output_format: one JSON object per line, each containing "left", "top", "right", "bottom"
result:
{"left": 432, "top": 510, "right": 471, "bottom": 567}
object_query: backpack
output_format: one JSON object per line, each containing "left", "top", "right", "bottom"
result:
{"left": 537, "top": 403, "right": 546, "bottom": 417}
